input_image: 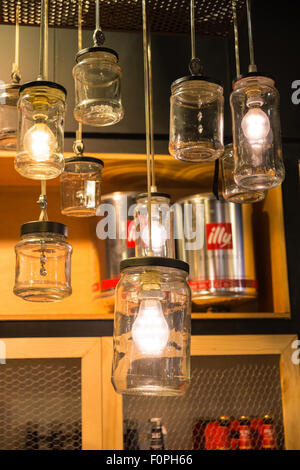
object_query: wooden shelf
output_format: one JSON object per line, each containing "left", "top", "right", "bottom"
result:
{"left": 0, "top": 151, "right": 291, "bottom": 321}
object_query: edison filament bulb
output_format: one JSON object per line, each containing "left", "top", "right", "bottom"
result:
{"left": 132, "top": 298, "right": 169, "bottom": 355}
{"left": 23, "top": 118, "right": 57, "bottom": 162}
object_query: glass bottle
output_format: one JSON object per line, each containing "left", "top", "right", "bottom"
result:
{"left": 15, "top": 81, "right": 66, "bottom": 180}
{"left": 111, "top": 257, "right": 191, "bottom": 396}
{"left": 169, "top": 76, "right": 224, "bottom": 162}
{"left": 0, "top": 82, "right": 20, "bottom": 150}
{"left": 60, "top": 156, "right": 104, "bottom": 217}
{"left": 221, "top": 143, "right": 266, "bottom": 203}
{"left": 230, "top": 74, "right": 285, "bottom": 190}
{"left": 14, "top": 221, "right": 72, "bottom": 302}
{"left": 73, "top": 47, "right": 123, "bottom": 127}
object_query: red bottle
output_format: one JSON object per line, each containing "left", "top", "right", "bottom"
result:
{"left": 239, "top": 416, "right": 252, "bottom": 450}
{"left": 205, "top": 420, "right": 218, "bottom": 450}
{"left": 250, "top": 418, "right": 263, "bottom": 450}
{"left": 262, "top": 415, "right": 276, "bottom": 450}
{"left": 216, "top": 416, "right": 231, "bottom": 450}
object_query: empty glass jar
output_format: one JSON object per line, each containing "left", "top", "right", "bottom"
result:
{"left": 134, "top": 192, "right": 175, "bottom": 258}
{"left": 111, "top": 257, "right": 191, "bottom": 396}
{"left": 230, "top": 74, "right": 285, "bottom": 190}
{"left": 60, "top": 156, "right": 104, "bottom": 217}
{"left": 0, "top": 82, "right": 20, "bottom": 150}
{"left": 15, "top": 80, "right": 66, "bottom": 180}
{"left": 169, "top": 76, "right": 224, "bottom": 162}
{"left": 14, "top": 221, "right": 72, "bottom": 302}
{"left": 73, "top": 47, "right": 124, "bottom": 127}
{"left": 221, "top": 144, "right": 266, "bottom": 203}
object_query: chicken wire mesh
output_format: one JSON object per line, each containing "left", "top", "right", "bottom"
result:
{"left": 123, "top": 355, "right": 285, "bottom": 450}
{"left": 0, "top": 358, "right": 81, "bottom": 450}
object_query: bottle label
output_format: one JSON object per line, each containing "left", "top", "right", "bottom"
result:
{"left": 206, "top": 223, "right": 233, "bottom": 250}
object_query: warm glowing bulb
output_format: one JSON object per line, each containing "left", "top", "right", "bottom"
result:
{"left": 132, "top": 299, "right": 169, "bottom": 355}
{"left": 23, "top": 122, "right": 56, "bottom": 161}
{"left": 141, "top": 221, "right": 168, "bottom": 252}
{"left": 241, "top": 107, "right": 270, "bottom": 142}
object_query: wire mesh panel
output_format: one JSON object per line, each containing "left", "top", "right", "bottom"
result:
{"left": 123, "top": 355, "right": 285, "bottom": 450}
{"left": 0, "top": 0, "right": 246, "bottom": 36}
{"left": 0, "top": 358, "right": 81, "bottom": 450}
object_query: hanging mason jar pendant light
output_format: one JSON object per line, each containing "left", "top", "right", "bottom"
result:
{"left": 0, "top": 2, "right": 21, "bottom": 150}
{"left": 230, "top": 0, "right": 285, "bottom": 191}
{"left": 133, "top": 14, "right": 175, "bottom": 258}
{"left": 60, "top": 2, "right": 104, "bottom": 217}
{"left": 15, "top": 0, "right": 66, "bottom": 180}
{"left": 169, "top": 0, "right": 224, "bottom": 163}
{"left": 14, "top": 183, "right": 72, "bottom": 302}
{"left": 73, "top": 0, "right": 124, "bottom": 127}
{"left": 221, "top": 1, "right": 265, "bottom": 204}
{"left": 111, "top": 0, "right": 191, "bottom": 396}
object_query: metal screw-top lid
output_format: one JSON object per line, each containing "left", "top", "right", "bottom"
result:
{"left": 64, "top": 156, "right": 104, "bottom": 167}
{"left": 76, "top": 46, "right": 119, "bottom": 63}
{"left": 136, "top": 192, "right": 170, "bottom": 202}
{"left": 21, "top": 221, "right": 68, "bottom": 238}
{"left": 120, "top": 257, "right": 189, "bottom": 274}
{"left": 19, "top": 80, "right": 67, "bottom": 96}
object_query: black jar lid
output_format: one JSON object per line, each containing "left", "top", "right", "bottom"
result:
{"left": 21, "top": 221, "right": 68, "bottom": 238}
{"left": 19, "top": 80, "right": 67, "bottom": 96}
{"left": 171, "top": 75, "right": 223, "bottom": 89}
{"left": 136, "top": 192, "right": 170, "bottom": 201}
{"left": 120, "top": 257, "right": 189, "bottom": 274}
{"left": 64, "top": 156, "right": 104, "bottom": 167}
{"left": 76, "top": 46, "right": 119, "bottom": 63}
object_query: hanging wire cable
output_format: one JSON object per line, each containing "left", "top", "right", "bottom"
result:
{"left": 147, "top": 23, "right": 156, "bottom": 191}
{"left": 11, "top": 1, "right": 21, "bottom": 83}
{"left": 142, "top": 0, "right": 153, "bottom": 255}
{"left": 73, "top": 0, "right": 84, "bottom": 155}
{"left": 93, "top": 0, "right": 105, "bottom": 46}
{"left": 232, "top": 0, "right": 240, "bottom": 78}
{"left": 38, "top": 0, "right": 49, "bottom": 81}
{"left": 189, "top": 0, "right": 201, "bottom": 75}
{"left": 246, "top": 0, "right": 257, "bottom": 73}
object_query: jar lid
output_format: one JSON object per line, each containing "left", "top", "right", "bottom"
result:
{"left": 21, "top": 221, "right": 68, "bottom": 238}
{"left": 64, "top": 156, "right": 104, "bottom": 167}
{"left": 120, "top": 257, "right": 189, "bottom": 274}
{"left": 136, "top": 192, "right": 170, "bottom": 201}
{"left": 76, "top": 46, "right": 119, "bottom": 63}
{"left": 171, "top": 75, "right": 223, "bottom": 89}
{"left": 233, "top": 72, "right": 275, "bottom": 88}
{"left": 19, "top": 80, "right": 67, "bottom": 96}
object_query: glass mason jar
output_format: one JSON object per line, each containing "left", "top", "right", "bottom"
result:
{"left": 230, "top": 74, "right": 285, "bottom": 190}
{"left": 15, "top": 80, "right": 66, "bottom": 180}
{"left": 111, "top": 257, "right": 191, "bottom": 396}
{"left": 134, "top": 192, "right": 175, "bottom": 258}
{"left": 60, "top": 156, "right": 104, "bottom": 217}
{"left": 169, "top": 76, "right": 224, "bottom": 162}
{"left": 0, "top": 82, "right": 20, "bottom": 150}
{"left": 221, "top": 144, "right": 266, "bottom": 203}
{"left": 14, "top": 221, "right": 72, "bottom": 302}
{"left": 73, "top": 47, "right": 124, "bottom": 127}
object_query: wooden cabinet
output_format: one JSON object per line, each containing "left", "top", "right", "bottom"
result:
{"left": 0, "top": 151, "right": 291, "bottom": 322}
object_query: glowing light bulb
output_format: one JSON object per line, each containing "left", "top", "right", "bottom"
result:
{"left": 141, "top": 221, "right": 168, "bottom": 253}
{"left": 241, "top": 107, "right": 270, "bottom": 142}
{"left": 132, "top": 299, "right": 169, "bottom": 355}
{"left": 23, "top": 122, "right": 56, "bottom": 161}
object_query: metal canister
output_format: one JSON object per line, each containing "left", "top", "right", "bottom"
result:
{"left": 175, "top": 193, "right": 257, "bottom": 303}
{"left": 91, "top": 191, "right": 137, "bottom": 299}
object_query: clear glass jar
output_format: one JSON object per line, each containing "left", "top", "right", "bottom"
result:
{"left": 60, "top": 156, "right": 104, "bottom": 217}
{"left": 111, "top": 257, "right": 191, "bottom": 396}
{"left": 169, "top": 76, "right": 224, "bottom": 162}
{"left": 73, "top": 47, "right": 124, "bottom": 127}
{"left": 134, "top": 192, "right": 175, "bottom": 258}
{"left": 15, "top": 80, "right": 66, "bottom": 180}
{"left": 14, "top": 221, "right": 72, "bottom": 302}
{"left": 0, "top": 82, "right": 20, "bottom": 150}
{"left": 230, "top": 74, "right": 285, "bottom": 190}
{"left": 221, "top": 144, "right": 266, "bottom": 203}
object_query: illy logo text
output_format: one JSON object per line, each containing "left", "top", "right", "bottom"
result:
{"left": 206, "top": 223, "right": 233, "bottom": 250}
